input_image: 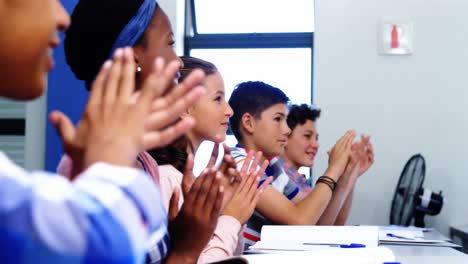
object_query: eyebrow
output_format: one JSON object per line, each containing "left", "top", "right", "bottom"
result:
{"left": 275, "top": 112, "right": 286, "bottom": 117}
{"left": 214, "top": 90, "right": 225, "bottom": 95}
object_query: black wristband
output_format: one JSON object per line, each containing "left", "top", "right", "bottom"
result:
{"left": 316, "top": 175, "right": 337, "bottom": 192}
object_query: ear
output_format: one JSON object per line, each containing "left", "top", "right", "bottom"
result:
{"left": 132, "top": 46, "right": 143, "bottom": 64}
{"left": 180, "top": 106, "right": 192, "bottom": 119}
{"left": 241, "top": 113, "right": 255, "bottom": 135}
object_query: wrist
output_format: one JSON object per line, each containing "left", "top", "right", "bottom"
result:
{"left": 165, "top": 249, "right": 200, "bottom": 264}
{"left": 84, "top": 140, "right": 137, "bottom": 168}
{"left": 324, "top": 167, "right": 341, "bottom": 181}
{"left": 165, "top": 251, "right": 198, "bottom": 264}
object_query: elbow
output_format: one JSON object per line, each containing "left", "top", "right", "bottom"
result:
{"left": 288, "top": 215, "right": 315, "bottom": 226}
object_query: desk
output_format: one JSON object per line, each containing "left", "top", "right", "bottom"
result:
{"left": 242, "top": 229, "right": 468, "bottom": 263}
{"left": 388, "top": 229, "right": 468, "bottom": 263}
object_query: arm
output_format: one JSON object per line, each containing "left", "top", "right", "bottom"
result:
{"left": 0, "top": 157, "right": 167, "bottom": 262}
{"left": 319, "top": 134, "right": 373, "bottom": 225}
{"left": 334, "top": 186, "right": 354, "bottom": 225}
{"left": 256, "top": 180, "right": 334, "bottom": 225}
{"left": 316, "top": 180, "right": 354, "bottom": 225}
{"left": 252, "top": 131, "right": 356, "bottom": 225}
{"left": 198, "top": 216, "right": 242, "bottom": 263}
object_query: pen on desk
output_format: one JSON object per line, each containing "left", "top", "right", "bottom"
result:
{"left": 302, "top": 243, "right": 366, "bottom": 248}
{"left": 386, "top": 233, "right": 415, "bottom": 240}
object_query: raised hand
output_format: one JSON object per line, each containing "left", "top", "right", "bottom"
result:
{"left": 168, "top": 168, "right": 224, "bottom": 263}
{"left": 50, "top": 47, "right": 160, "bottom": 170}
{"left": 337, "top": 150, "right": 361, "bottom": 189}
{"left": 325, "top": 130, "right": 356, "bottom": 181}
{"left": 222, "top": 150, "right": 272, "bottom": 224}
{"left": 50, "top": 49, "right": 205, "bottom": 179}
{"left": 352, "top": 134, "right": 374, "bottom": 177}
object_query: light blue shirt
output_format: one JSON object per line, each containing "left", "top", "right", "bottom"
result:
{"left": 0, "top": 152, "right": 169, "bottom": 263}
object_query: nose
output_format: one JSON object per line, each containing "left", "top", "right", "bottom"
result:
{"left": 225, "top": 101, "right": 234, "bottom": 118}
{"left": 177, "top": 56, "right": 184, "bottom": 69}
{"left": 56, "top": 1, "right": 71, "bottom": 32}
{"left": 282, "top": 121, "right": 291, "bottom": 137}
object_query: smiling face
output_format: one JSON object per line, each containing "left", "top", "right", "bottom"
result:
{"left": 187, "top": 72, "right": 233, "bottom": 147}
{"left": 0, "top": 0, "right": 70, "bottom": 100}
{"left": 251, "top": 103, "right": 291, "bottom": 158}
{"left": 283, "top": 119, "right": 319, "bottom": 169}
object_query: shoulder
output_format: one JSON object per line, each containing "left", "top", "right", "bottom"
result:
{"left": 158, "top": 164, "right": 183, "bottom": 183}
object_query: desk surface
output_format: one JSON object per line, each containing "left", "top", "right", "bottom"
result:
{"left": 388, "top": 229, "right": 468, "bottom": 263}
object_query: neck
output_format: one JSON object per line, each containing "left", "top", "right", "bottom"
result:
{"left": 239, "top": 138, "right": 268, "bottom": 163}
{"left": 281, "top": 153, "right": 301, "bottom": 171}
{"left": 186, "top": 131, "right": 201, "bottom": 155}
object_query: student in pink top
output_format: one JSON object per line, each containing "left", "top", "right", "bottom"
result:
{"left": 150, "top": 56, "right": 272, "bottom": 263}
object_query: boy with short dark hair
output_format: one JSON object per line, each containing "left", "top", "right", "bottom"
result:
{"left": 229, "top": 81, "right": 357, "bottom": 247}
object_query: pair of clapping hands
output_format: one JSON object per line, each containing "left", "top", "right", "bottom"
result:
{"left": 167, "top": 140, "right": 272, "bottom": 262}
{"left": 326, "top": 131, "right": 375, "bottom": 188}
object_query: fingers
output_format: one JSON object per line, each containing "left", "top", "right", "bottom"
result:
{"left": 254, "top": 176, "right": 273, "bottom": 200}
{"left": 138, "top": 58, "right": 176, "bottom": 110}
{"left": 168, "top": 188, "right": 180, "bottom": 221}
{"left": 203, "top": 171, "right": 222, "bottom": 216}
{"left": 207, "top": 141, "right": 220, "bottom": 168}
{"left": 245, "top": 160, "right": 269, "bottom": 201}
{"left": 102, "top": 49, "right": 124, "bottom": 110}
{"left": 184, "top": 168, "right": 206, "bottom": 207}
{"left": 151, "top": 68, "right": 205, "bottom": 111}
{"left": 49, "top": 111, "right": 75, "bottom": 147}
{"left": 182, "top": 154, "right": 195, "bottom": 196}
{"left": 210, "top": 183, "right": 224, "bottom": 221}
{"left": 117, "top": 48, "right": 137, "bottom": 101}
{"left": 144, "top": 86, "right": 205, "bottom": 132}
{"left": 88, "top": 60, "right": 112, "bottom": 109}
{"left": 257, "top": 159, "right": 269, "bottom": 176}
{"left": 249, "top": 151, "right": 263, "bottom": 175}
{"left": 240, "top": 151, "right": 254, "bottom": 176}
{"left": 142, "top": 117, "right": 196, "bottom": 150}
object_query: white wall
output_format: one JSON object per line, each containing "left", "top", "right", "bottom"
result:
{"left": 314, "top": 0, "right": 468, "bottom": 235}
{"left": 158, "top": 0, "right": 185, "bottom": 55}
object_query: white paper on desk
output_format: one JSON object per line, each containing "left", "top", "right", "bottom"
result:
{"left": 251, "top": 225, "right": 379, "bottom": 251}
{"left": 243, "top": 247, "right": 396, "bottom": 264}
{"left": 378, "top": 229, "right": 424, "bottom": 240}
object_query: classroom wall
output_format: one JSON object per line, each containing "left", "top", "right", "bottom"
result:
{"left": 313, "top": 0, "right": 468, "bottom": 235}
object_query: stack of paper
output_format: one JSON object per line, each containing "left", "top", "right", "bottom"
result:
{"left": 250, "top": 225, "right": 379, "bottom": 251}
{"left": 244, "top": 226, "right": 395, "bottom": 263}
{"left": 376, "top": 226, "right": 460, "bottom": 247}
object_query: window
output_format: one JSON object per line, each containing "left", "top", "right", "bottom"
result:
{"left": 185, "top": 0, "right": 314, "bottom": 179}
{"left": 192, "top": 0, "right": 314, "bottom": 34}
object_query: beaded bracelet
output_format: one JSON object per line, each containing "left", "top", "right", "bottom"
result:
{"left": 316, "top": 175, "right": 337, "bottom": 192}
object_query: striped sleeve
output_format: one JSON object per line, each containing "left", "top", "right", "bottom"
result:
{"left": 0, "top": 152, "right": 169, "bottom": 263}
{"left": 230, "top": 147, "right": 270, "bottom": 185}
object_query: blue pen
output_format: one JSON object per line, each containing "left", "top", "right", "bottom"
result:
{"left": 386, "top": 233, "right": 415, "bottom": 240}
{"left": 303, "top": 242, "right": 366, "bottom": 248}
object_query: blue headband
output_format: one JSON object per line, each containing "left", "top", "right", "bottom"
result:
{"left": 109, "top": 0, "right": 158, "bottom": 57}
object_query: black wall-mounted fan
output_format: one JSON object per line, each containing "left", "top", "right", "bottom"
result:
{"left": 390, "top": 154, "right": 444, "bottom": 227}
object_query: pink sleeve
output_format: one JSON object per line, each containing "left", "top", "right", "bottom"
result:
{"left": 158, "top": 165, "right": 184, "bottom": 211}
{"left": 198, "top": 215, "right": 243, "bottom": 263}
{"left": 56, "top": 154, "right": 73, "bottom": 179}
{"left": 137, "top": 151, "right": 160, "bottom": 184}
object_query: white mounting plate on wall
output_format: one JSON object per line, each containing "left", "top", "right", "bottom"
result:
{"left": 378, "top": 20, "right": 414, "bottom": 55}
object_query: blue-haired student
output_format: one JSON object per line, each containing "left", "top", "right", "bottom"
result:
{"left": 228, "top": 81, "right": 357, "bottom": 248}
